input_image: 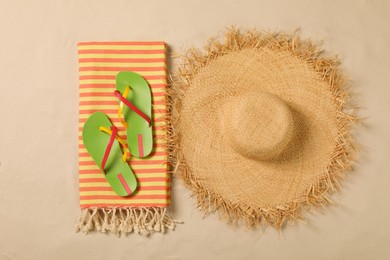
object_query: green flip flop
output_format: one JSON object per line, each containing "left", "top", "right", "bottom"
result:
{"left": 114, "top": 71, "right": 153, "bottom": 158}
{"left": 82, "top": 112, "right": 137, "bottom": 196}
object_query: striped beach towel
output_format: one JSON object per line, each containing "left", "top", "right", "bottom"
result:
{"left": 75, "top": 42, "right": 176, "bottom": 235}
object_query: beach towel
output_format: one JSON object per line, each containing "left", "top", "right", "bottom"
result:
{"left": 75, "top": 41, "right": 175, "bottom": 235}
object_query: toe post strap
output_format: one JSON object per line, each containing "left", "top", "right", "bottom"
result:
{"left": 114, "top": 88, "right": 152, "bottom": 127}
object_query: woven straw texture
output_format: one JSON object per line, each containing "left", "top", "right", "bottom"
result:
{"left": 76, "top": 42, "right": 176, "bottom": 235}
{"left": 169, "top": 28, "right": 357, "bottom": 228}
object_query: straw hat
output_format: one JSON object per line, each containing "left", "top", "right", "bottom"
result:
{"left": 170, "top": 28, "right": 357, "bottom": 228}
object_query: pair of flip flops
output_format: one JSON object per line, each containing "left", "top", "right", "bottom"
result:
{"left": 82, "top": 71, "right": 153, "bottom": 196}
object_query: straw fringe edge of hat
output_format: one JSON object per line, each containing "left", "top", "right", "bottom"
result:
{"left": 168, "top": 27, "right": 359, "bottom": 229}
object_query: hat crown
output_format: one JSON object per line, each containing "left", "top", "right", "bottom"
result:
{"left": 224, "top": 91, "right": 294, "bottom": 161}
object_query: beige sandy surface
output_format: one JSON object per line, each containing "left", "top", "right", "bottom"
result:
{"left": 0, "top": 0, "right": 389, "bottom": 259}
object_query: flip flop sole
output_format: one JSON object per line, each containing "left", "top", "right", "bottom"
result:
{"left": 82, "top": 112, "right": 138, "bottom": 196}
{"left": 116, "top": 71, "right": 153, "bottom": 157}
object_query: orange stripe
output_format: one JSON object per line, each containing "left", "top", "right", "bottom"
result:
{"left": 78, "top": 42, "right": 165, "bottom": 46}
{"left": 78, "top": 134, "right": 166, "bottom": 141}
{"left": 78, "top": 144, "right": 166, "bottom": 152}
{"left": 78, "top": 135, "right": 165, "bottom": 142}
{"left": 79, "top": 92, "right": 165, "bottom": 97}
{"left": 79, "top": 67, "right": 166, "bottom": 73}
{"left": 80, "top": 203, "right": 170, "bottom": 208}
{"left": 78, "top": 160, "right": 166, "bottom": 166}
{"left": 78, "top": 136, "right": 166, "bottom": 144}
{"left": 79, "top": 143, "right": 165, "bottom": 150}
{"left": 129, "top": 160, "right": 167, "bottom": 166}
{"left": 78, "top": 49, "right": 165, "bottom": 54}
{"left": 79, "top": 168, "right": 168, "bottom": 174}
{"left": 79, "top": 58, "right": 165, "bottom": 63}
{"left": 78, "top": 133, "right": 165, "bottom": 138}
{"left": 79, "top": 108, "right": 167, "bottom": 114}
{"left": 79, "top": 160, "right": 166, "bottom": 166}
{"left": 79, "top": 151, "right": 167, "bottom": 157}
{"left": 80, "top": 100, "right": 118, "bottom": 105}
{"left": 79, "top": 143, "right": 167, "bottom": 151}
{"left": 80, "top": 194, "right": 169, "bottom": 200}
{"left": 79, "top": 99, "right": 165, "bottom": 106}
{"left": 79, "top": 75, "right": 165, "bottom": 80}
{"left": 78, "top": 125, "right": 163, "bottom": 133}
{"left": 79, "top": 186, "right": 169, "bottom": 192}
{"left": 78, "top": 125, "right": 166, "bottom": 131}
{"left": 79, "top": 116, "right": 166, "bottom": 123}
{"left": 79, "top": 84, "right": 166, "bottom": 89}
{"left": 79, "top": 109, "right": 118, "bottom": 114}
{"left": 79, "top": 161, "right": 97, "bottom": 166}
{"left": 78, "top": 117, "right": 165, "bottom": 127}
{"left": 79, "top": 66, "right": 166, "bottom": 72}
{"left": 79, "top": 177, "right": 169, "bottom": 183}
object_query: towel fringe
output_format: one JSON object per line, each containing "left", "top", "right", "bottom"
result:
{"left": 75, "top": 207, "right": 180, "bottom": 236}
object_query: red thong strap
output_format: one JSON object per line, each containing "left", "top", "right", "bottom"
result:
{"left": 114, "top": 90, "right": 151, "bottom": 127}
{"left": 101, "top": 125, "right": 118, "bottom": 174}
